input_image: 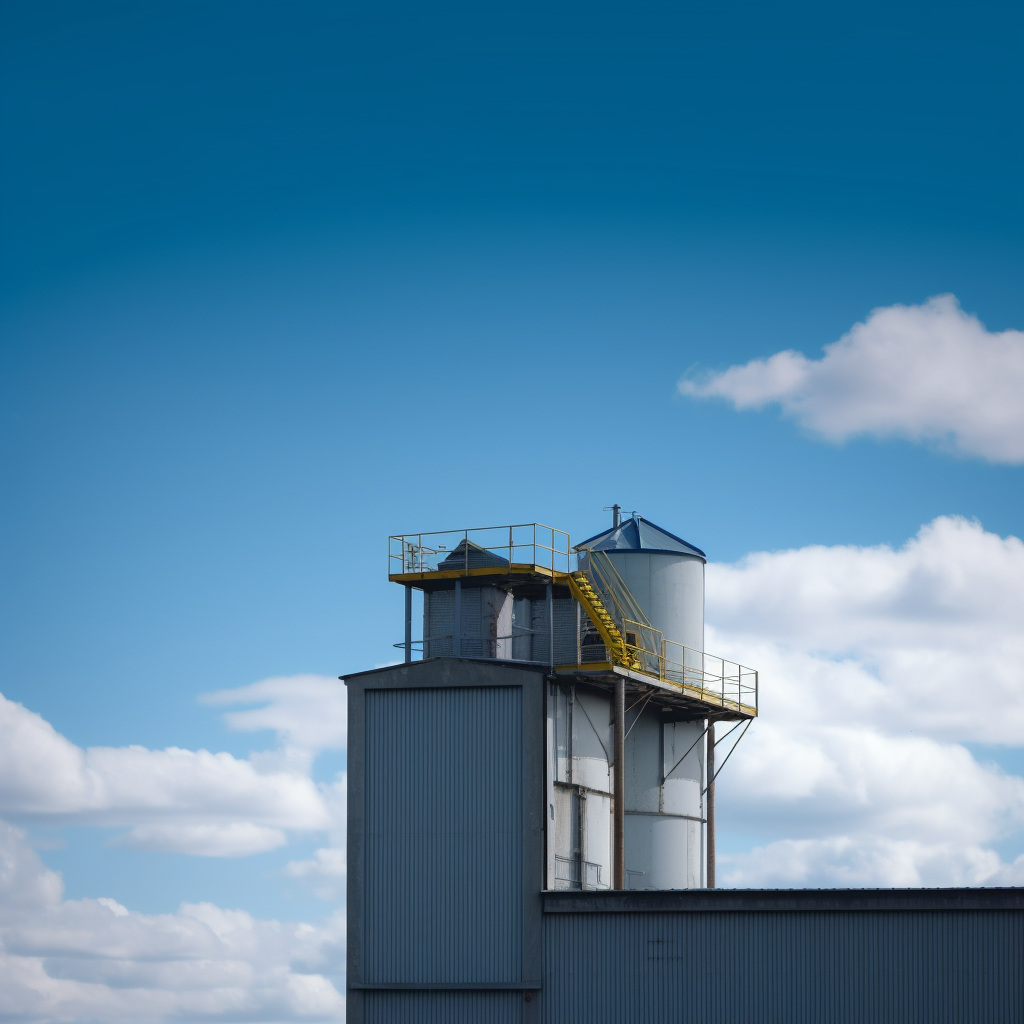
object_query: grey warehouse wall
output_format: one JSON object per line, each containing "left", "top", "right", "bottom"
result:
{"left": 541, "top": 890, "right": 1023, "bottom": 1024}
{"left": 363, "top": 685, "right": 523, "bottom": 983}
{"left": 346, "top": 659, "right": 546, "bottom": 1024}
{"left": 346, "top": 660, "right": 1023, "bottom": 1024}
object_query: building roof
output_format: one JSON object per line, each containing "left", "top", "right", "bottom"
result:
{"left": 575, "top": 516, "right": 706, "bottom": 560}
{"left": 542, "top": 887, "right": 1024, "bottom": 913}
{"left": 437, "top": 538, "right": 511, "bottom": 571}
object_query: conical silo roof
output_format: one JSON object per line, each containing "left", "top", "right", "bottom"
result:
{"left": 575, "top": 516, "right": 706, "bottom": 561}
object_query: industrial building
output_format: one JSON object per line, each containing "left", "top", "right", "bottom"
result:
{"left": 344, "top": 513, "right": 1022, "bottom": 1023}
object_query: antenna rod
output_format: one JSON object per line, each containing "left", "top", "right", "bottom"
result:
{"left": 604, "top": 503, "right": 621, "bottom": 528}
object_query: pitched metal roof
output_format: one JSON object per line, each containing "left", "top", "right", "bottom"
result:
{"left": 575, "top": 516, "right": 706, "bottom": 560}
{"left": 437, "top": 538, "right": 511, "bottom": 571}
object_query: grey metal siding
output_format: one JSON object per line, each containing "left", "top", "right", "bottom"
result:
{"left": 531, "top": 598, "right": 577, "bottom": 665}
{"left": 363, "top": 686, "right": 523, "bottom": 984}
{"left": 424, "top": 590, "right": 454, "bottom": 657}
{"left": 364, "top": 991, "right": 523, "bottom": 1024}
{"left": 458, "top": 586, "right": 483, "bottom": 657}
{"left": 541, "top": 910, "right": 1023, "bottom": 1024}
{"left": 512, "top": 597, "right": 533, "bottom": 661}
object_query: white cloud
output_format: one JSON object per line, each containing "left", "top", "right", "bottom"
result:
{"left": 285, "top": 773, "right": 347, "bottom": 901}
{"left": 202, "top": 675, "right": 347, "bottom": 770}
{"left": 286, "top": 847, "right": 346, "bottom": 880}
{"left": 285, "top": 848, "right": 346, "bottom": 901}
{"left": 679, "top": 295, "right": 1024, "bottom": 462}
{"left": 722, "top": 837, "right": 1004, "bottom": 889}
{"left": 983, "top": 853, "right": 1024, "bottom": 886}
{"left": 0, "top": 822, "right": 344, "bottom": 1023}
{"left": 708, "top": 515, "right": 1024, "bottom": 743}
{"left": 707, "top": 516, "right": 1024, "bottom": 887}
{"left": 113, "top": 823, "right": 288, "bottom": 858}
{"left": 0, "top": 684, "right": 336, "bottom": 855}
{"left": 0, "top": 676, "right": 352, "bottom": 1019}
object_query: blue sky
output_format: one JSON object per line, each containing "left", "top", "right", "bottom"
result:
{"left": 1, "top": 3, "right": 1022, "bottom": 1021}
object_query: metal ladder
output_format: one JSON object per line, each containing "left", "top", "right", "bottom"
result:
{"left": 567, "top": 570, "right": 640, "bottom": 670}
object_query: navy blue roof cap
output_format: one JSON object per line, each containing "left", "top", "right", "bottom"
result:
{"left": 575, "top": 516, "right": 706, "bottom": 561}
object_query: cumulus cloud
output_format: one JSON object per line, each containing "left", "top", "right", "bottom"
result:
{"left": 709, "top": 515, "right": 1024, "bottom": 743}
{"left": 0, "top": 822, "right": 344, "bottom": 1023}
{"left": 113, "top": 823, "right": 288, "bottom": 858}
{"left": 202, "top": 675, "right": 347, "bottom": 772}
{"left": 707, "top": 516, "right": 1024, "bottom": 887}
{"left": 0, "top": 677, "right": 346, "bottom": 856}
{"left": 285, "top": 848, "right": 347, "bottom": 901}
{"left": 0, "top": 695, "right": 329, "bottom": 830}
{"left": 284, "top": 772, "right": 348, "bottom": 901}
{"left": 679, "top": 295, "right": 1024, "bottom": 462}
{"left": 722, "top": 837, "right": 1005, "bottom": 889}
{"left": 0, "top": 676, "right": 351, "bottom": 1019}
{"left": 202, "top": 675, "right": 348, "bottom": 752}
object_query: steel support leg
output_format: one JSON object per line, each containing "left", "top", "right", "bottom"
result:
{"left": 707, "top": 718, "right": 716, "bottom": 889}
{"left": 614, "top": 676, "right": 625, "bottom": 890}
{"left": 546, "top": 582, "right": 554, "bottom": 671}
{"left": 404, "top": 585, "right": 412, "bottom": 664}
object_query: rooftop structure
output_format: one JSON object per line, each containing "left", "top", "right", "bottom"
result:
{"left": 345, "top": 511, "right": 1021, "bottom": 1024}
{"left": 388, "top": 519, "right": 757, "bottom": 720}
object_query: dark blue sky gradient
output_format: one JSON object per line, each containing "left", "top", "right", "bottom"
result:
{"left": 3, "top": 2, "right": 1021, "bottom": 296}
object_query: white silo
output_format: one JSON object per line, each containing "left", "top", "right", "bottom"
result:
{"left": 576, "top": 512, "right": 706, "bottom": 656}
{"left": 576, "top": 513, "right": 709, "bottom": 890}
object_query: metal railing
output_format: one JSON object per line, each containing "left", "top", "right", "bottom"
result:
{"left": 619, "top": 627, "right": 757, "bottom": 712}
{"left": 573, "top": 558, "right": 758, "bottom": 715}
{"left": 621, "top": 618, "right": 665, "bottom": 677}
{"left": 387, "top": 525, "right": 758, "bottom": 714}
{"left": 394, "top": 628, "right": 541, "bottom": 662}
{"left": 663, "top": 641, "right": 758, "bottom": 712}
{"left": 389, "top": 523, "right": 574, "bottom": 576}
{"left": 583, "top": 549, "right": 652, "bottom": 630}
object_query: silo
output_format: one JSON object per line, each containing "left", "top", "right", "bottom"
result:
{"left": 576, "top": 515, "right": 708, "bottom": 889}
{"left": 550, "top": 683, "right": 614, "bottom": 891}
{"left": 622, "top": 709, "right": 705, "bottom": 889}
{"left": 576, "top": 515, "right": 706, "bottom": 656}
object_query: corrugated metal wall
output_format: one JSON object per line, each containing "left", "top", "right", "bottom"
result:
{"left": 457, "top": 586, "right": 484, "bottom": 657}
{"left": 542, "top": 910, "right": 1023, "bottom": 1024}
{"left": 363, "top": 990, "right": 523, "bottom": 1024}
{"left": 423, "top": 590, "right": 453, "bottom": 657}
{"left": 531, "top": 598, "right": 577, "bottom": 665}
{"left": 363, "top": 686, "right": 523, "bottom": 984}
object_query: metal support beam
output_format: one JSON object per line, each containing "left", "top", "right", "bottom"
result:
{"left": 404, "top": 586, "right": 412, "bottom": 664}
{"left": 707, "top": 718, "right": 716, "bottom": 889}
{"left": 613, "top": 676, "right": 625, "bottom": 890}
{"left": 454, "top": 579, "right": 461, "bottom": 658}
{"left": 546, "top": 582, "right": 554, "bottom": 671}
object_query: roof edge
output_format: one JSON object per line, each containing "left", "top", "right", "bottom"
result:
{"left": 542, "top": 887, "right": 1024, "bottom": 914}
{"left": 575, "top": 516, "right": 707, "bottom": 560}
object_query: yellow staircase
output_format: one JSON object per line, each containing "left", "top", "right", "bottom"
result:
{"left": 567, "top": 571, "right": 640, "bottom": 670}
